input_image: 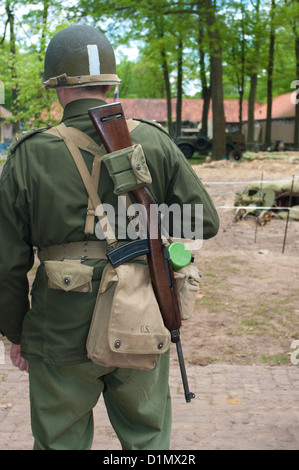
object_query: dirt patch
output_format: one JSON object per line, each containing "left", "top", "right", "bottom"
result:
{"left": 176, "top": 152, "right": 299, "bottom": 367}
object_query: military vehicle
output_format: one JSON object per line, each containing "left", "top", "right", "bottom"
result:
{"left": 176, "top": 130, "right": 246, "bottom": 161}
{"left": 234, "top": 179, "right": 299, "bottom": 224}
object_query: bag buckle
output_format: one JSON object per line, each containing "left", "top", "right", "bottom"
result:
{"left": 106, "top": 241, "right": 118, "bottom": 253}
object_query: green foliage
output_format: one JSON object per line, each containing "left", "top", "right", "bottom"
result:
{"left": 0, "top": 41, "right": 12, "bottom": 108}
{"left": 0, "top": 0, "right": 298, "bottom": 128}
{"left": 116, "top": 56, "right": 166, "bottom": 98}
{"left": 0, "top": 0, "right": 75, "bottom": 127}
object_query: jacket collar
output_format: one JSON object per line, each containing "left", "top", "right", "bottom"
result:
{"left": 61, "top": 98, "right": 107, "bottom": 122}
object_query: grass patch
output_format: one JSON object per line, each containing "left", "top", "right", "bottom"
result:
{"left": 189, "top": 152, "right": 209, "bottom": 165}
{"left": 261, "top": 354, "right": 290, "bottom": 365}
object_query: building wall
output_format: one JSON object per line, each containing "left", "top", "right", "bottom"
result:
{"left": 242, "top": 119, "right": 295, "bottom": 146}
{"left": 0, "top": 121, "right": 12, "bottom": 143}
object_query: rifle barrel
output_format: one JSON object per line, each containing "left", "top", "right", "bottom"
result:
{"left": 176, "top": 338, "right": 195, "bottom": 403}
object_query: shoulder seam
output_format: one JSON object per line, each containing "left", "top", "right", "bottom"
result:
{"left": 132, "top": 118, "right": 172, "bottom": 139}
{"left": 9, "top": 126, "right": 51, "bottom": 153}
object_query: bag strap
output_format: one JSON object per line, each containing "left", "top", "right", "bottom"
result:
{"left": 84, "top": 153, "right": 102, "bottom": 235}
{"left": 44, "top": 119, "right": 141, "bottom": 246}
{"left": 44, "top": 124, "right": 106, "bottom": 235}
{"left": 48, "top": 122, "right": 117, "bottom": 246}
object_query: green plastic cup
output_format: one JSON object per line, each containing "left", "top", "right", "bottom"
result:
{"left": 167, "top": 242, "right": 191, "bottom": 271}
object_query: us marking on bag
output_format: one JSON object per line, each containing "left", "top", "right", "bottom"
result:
{"left": 140, "top": 325, "right": 150, "bottom": 333}
{"left": 86, "top": 262, "right": 171, "bottom": 370}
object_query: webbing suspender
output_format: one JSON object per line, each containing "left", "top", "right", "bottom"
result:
{"left": 44, "top": 120, "right": 140, "bottom": 246}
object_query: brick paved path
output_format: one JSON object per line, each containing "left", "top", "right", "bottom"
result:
{"left": 1, "top": 350, "right": 299, "bottom": 450}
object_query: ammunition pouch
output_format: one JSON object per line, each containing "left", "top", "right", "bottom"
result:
{"left": 86, "top": 262, "right": 171, "bottom": 370}
{"left": 44, "top": 259, "right": 94, "bottom": 293}
{"left": 102, "top": 144, "right": 152, "bottom": 195}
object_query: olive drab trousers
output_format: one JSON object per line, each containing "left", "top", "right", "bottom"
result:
{"left": 28, "top": 351, "right": 171, "bottom": 450}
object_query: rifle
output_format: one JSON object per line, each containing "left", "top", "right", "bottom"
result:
{"left": 88, "top": 102, "right": 195, "bottom": 403}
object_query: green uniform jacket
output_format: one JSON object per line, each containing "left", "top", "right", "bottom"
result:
{"left": 0, "top": 98, "right": 219, "bottom": 365}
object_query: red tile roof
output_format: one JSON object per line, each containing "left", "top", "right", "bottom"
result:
{"left": 109, "top": 98, "right": 253, "bottom": 123}
{"left": 44, "top": 97, "right": 253, "bottom": 123}
{"left": 254, "top": 92, "right": 295, "bottom": 120}
{"left": 0, "top": 105, "right": 12, "bottom": 119}
{"left": 42, "top": 93, "right": 296, "bottom": 124}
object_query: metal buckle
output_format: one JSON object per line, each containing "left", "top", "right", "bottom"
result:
{"left": 106, "top": 241, "right": 118, "bottom": 253}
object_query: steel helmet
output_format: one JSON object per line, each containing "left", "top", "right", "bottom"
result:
{"left": 43, "top": 25, "right": 121, "bottom": 89}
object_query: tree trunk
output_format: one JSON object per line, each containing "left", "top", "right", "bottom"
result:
{"left": 238, "top": 4, "right": 245, "bottom": 133}
{"left": 201, "top": 84, "right": 211, "bottom": 137}
{"left": 198, "top": 9, "right": 211, "bottom": 137}
{"left": 199, "top": 42, "right": 211, "bottom": 137}
{"left": 206, "top": 0, "right": 226, "bottom": 160}
{"left": 238, "top": 90, "right": 244, "bottom": 133}
{"left": 151, "top": 12, "right": 173, "bottom": 135}
{"left": 160, "top": 48, "right": 173, "bottom": 136}
{"left": 210, "top": 55, "right": 226, "bottom": 159}
{"left": 265, "top": 0, "right": 276, "bottom": 148}
{"left": 40, "top": 0, "right": 49, "bottom": 58}
{"left": 247, "top": 74, "right": 258, "bottom": 150}
{"left": 293, "top": 1, "right": 299, "bottom": 150}
{"left": 175, "top": 37, "right": 183, "bottom": 139}
{"left": 5, "top": 0, "right": 18, "bottom": 132}
{"left": 246, "top": 0, "right": 261, "bottom": 150}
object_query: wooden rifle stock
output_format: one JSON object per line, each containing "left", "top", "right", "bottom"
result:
{"left": 89, "top": 102, "right": 195, "bottom": 402}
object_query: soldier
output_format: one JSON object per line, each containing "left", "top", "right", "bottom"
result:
{"left": 0, "top": 25, "right": 219, "bottom": 450}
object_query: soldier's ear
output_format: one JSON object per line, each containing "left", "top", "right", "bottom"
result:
{"left": 56, "top": 88, "right": 72, "bottom": 109}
